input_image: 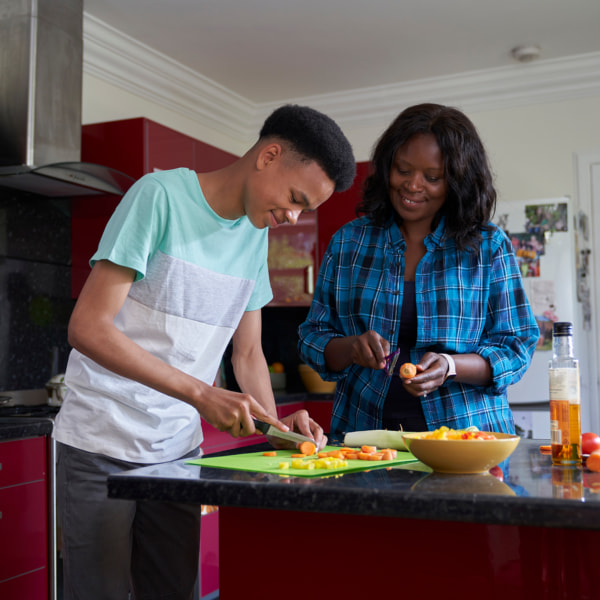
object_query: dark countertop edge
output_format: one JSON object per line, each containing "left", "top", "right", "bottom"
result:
{"left": 0, "top": 417, "right": 54, "bottom": 440}
{"left": 107, "top": 469, "right": 597, "bottom": 531}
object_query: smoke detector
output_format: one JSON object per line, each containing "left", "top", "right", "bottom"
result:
{"left": 510, "top": 45, "right": 542, "bottom": 63}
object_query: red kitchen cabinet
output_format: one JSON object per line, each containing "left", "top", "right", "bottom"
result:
{"left": 267, "top": 161, "right": 368, "bottom": 307}
{"left": 72, "top": 118, "right": 238, "bottom": 297}
{"left": 316, "top": 161, "right": 369, "bottom": 266}
{"left": 80, "top": 117, "right": 238, "bottom": 179}
{"left": 0, "top": 437, "right": 48, "bottom": 600}
{"left": 268, "top": 212, "right": 317, "bottom": 306}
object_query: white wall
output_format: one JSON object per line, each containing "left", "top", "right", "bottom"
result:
{"left": 82, "top": 74, "right": 248, "bottom": 155}
{"left": 83, "top": 72, "right": 600, "bottom": 205}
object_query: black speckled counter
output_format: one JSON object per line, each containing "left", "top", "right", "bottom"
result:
{"left": 108, "top": 438, "right": 600, "bottom": 531}
{"left": 0, "top": 417, "right": 54, "bottom": 440}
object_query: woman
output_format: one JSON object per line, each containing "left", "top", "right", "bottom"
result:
{"left": 298, "top": 103, "right": 539, "bottom": 438}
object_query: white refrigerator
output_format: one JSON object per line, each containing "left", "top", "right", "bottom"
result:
{"left": 493, "top": 196, "right": 591, "bottom": 438}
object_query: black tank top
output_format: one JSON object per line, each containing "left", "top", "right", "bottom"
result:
{"left": 382, "top": 281, "right": 428, "bottom": 431}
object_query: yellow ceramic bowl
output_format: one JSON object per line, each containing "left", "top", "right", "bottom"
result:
{"left": 402, "top": 431, "right": 520, "bottom": 474}
{"left": 298, "top": 364, "right": 337, "bottom": 394}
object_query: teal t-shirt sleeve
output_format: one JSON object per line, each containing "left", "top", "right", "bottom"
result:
{"left": 246, "top": 256, "right": 273, "bottom": 311}
{"left": 90, "top": 174, "right": 168, "bottom": 281}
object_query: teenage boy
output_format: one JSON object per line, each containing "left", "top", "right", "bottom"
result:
{"left": 54, "top": 104, "right": 355, "bottom": 600}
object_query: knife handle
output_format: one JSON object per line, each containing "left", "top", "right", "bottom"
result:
{"left": 252, "top": 418, "right": 270, "bottom": 435}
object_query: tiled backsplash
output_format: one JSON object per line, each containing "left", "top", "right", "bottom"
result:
{"left": 0, "top": 189, "right": 75, "bottom": 391}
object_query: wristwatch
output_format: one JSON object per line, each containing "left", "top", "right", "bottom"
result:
{"left": 439, "top": 353, "right": 457, "bottom": 385}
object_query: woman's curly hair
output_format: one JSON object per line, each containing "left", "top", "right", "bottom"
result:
{"left": 357, "top": 103, "right": 496, "bottom": 251}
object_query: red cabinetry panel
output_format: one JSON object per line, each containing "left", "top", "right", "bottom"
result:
{"left": 316, "top": 161, "right": 369, "bottom": 265}
{"left": 268, "top": 212, "right": 317, "bottom": 306}
{"left": 267, "top": 162, "right": 367, "bottom": 307}
{"left": 0, "top": 569, "right": 48, "bottom": 599}
{"left": 0, "top": 437, "right": 48, "bottom": 600}
{"left": 0, "top": 437, "right": 46, "bottom": 487}
{"left": 199, "top": 510, "right": 219, "bottom": 598}
{"left": 72, "top": 118, "right": 238, "bottom": 297}
{"left": 0, "top": 481, "right": 48, "bottom": 582}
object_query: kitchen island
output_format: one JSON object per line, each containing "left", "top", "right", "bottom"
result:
{"left": 108, "top": 438, "right": 600, "bottom": 600}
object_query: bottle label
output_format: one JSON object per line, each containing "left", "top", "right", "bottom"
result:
{"left": 549, "top": 368, "right": 580, "bottom": 404}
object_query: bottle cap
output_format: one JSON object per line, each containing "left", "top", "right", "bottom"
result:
{"left": 553, "top": 321, "right": 573, "bottom": 336}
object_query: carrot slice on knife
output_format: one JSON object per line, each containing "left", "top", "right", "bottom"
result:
{"left": 299, "top": 441, "right": 316, "bottom": 456}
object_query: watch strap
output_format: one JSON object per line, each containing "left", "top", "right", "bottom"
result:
{"left": 439, "top": 353, "right": 457, "bottom": 384}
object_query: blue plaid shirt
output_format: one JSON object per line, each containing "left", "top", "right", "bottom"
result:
{"left": 298, "top": 216, "right": 539, "bottom": 437}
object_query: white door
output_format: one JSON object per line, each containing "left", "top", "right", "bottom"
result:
{"left": 574, "top": 152, "right": 600, "bottom": 434}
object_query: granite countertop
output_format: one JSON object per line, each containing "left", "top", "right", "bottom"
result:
{"left": 108, "top": 438, "right": 600, "bottom": 531}
{"left": 0, "top": 417, "right": 54, "bottom": 440}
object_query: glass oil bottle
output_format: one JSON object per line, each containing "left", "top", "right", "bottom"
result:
{"left": 549, "top": 321, "right": 582, "bottom": 466}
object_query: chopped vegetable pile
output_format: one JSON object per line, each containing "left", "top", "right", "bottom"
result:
{"left": 270, "top": 445, "right": 399, "bottom": 471}
{"left": 420, "top": 426, "right": 497, "bottom": 440}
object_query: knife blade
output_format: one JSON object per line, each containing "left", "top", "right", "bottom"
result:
{"left": 252, "top": 418, "right": 316, "bottom": 447}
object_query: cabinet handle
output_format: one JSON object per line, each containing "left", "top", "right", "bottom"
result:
{"left": 305, "top": 264, "right": 314, "bottom": 295}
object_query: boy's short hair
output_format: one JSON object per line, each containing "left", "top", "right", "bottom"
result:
{"left": 259, "top": 104, "right": 356, "bottom": 192}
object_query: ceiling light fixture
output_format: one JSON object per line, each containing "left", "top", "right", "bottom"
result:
{"left": 510, "top": 44, "right": 542, "bottom": 63}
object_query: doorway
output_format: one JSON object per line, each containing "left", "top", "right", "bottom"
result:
{"left": 574, "top": 151, "right": 600, "bottom": 433}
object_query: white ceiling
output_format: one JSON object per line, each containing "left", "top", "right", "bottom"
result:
{"left": 84, "top": 0, "right": 600, "bottom": 104}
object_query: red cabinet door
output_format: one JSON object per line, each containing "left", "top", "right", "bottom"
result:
{"left": 0, "top": 481, "right": 48, "bottom": 583}
{"left": 144, "top": 120, "right": 196, "bottom": 173}
{"left": 0, "top": 569, "right": 48, "bottom": 600}
{"left": 0, "top": 437, "right": 46, "bottom": 487}
{"left": 316, "top": 161, "right": 369, "bottom": 267}
{"left": 267, "top": 212, "right": 317, "bottom": 306}
{"left": 0, "top": 437, "right": 48, "bottom": 599}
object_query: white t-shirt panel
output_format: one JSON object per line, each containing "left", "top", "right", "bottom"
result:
{"left": 53, "top": 169, "right": 272, "bottom": 463}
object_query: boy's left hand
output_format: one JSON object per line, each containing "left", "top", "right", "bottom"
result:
{"left": 268, "top": 409, "right": 327, "bottom": 451}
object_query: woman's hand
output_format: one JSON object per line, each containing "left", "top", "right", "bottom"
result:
{"left": 400, "top": 352, "right": 448, "bottom": 397}
{"left": 402, "top": 351, "right": 492, "bottom": 397}
{"left": 324, "top": 330, "right": 391, "bottom": 371}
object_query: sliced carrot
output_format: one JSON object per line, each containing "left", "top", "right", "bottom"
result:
{"left": 318, "top": 452, "right": 329, "bottom": 458}
{"left": 380, "top": 450, "right": 394, "bottom": 460}
{"left": 262, "top": 451, "right": 277, "bottom": 457}
{"left": 400, "top": 362, "right": 417, "bottom": 378}
{"left": 368, "top": 453, "right": 384, "bottom": 461}
{"left": 381, "top": 448, "right": 398, "bottom": 459}
{"left": 344, "top": 453, "right": 360, "bottom": 460}
{"left": 587, "top": 451, "right": 600, "bottom": 472}
{"left": 327, "top": 450, "right": 345, "bottom": 459}
{"left": 361, "top": 445, "right": 377, "bottom": 454}
{"left": 290, "top": 453, "right": 306, "bottom": 458}
{"left": 299, "top": 441, "right": 316, "bottom": 456}
{"left": 358, "top": 452, "right": 374, "bottom": 460}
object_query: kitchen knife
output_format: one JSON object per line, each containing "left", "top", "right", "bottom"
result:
{"left": 252, "top": 418, "right": 316, "bottom": 447}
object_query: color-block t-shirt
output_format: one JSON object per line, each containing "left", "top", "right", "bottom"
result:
{"left": 53, "top": 168, "right": 272, "bottom": 462}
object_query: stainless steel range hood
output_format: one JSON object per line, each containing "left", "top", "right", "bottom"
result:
{"left": 0, "top": 0, "right": 135, "bottom": 197}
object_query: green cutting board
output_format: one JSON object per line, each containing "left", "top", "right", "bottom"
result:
{"left": 186, "top": 446, "right": 418, "bottom": 478}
